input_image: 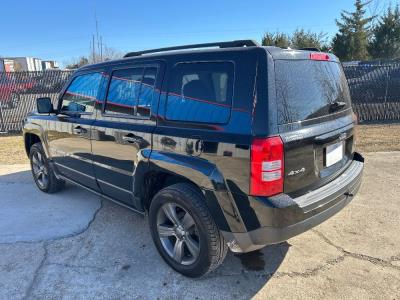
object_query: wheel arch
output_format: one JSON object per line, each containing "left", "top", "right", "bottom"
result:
{"left": 23, "top": 124, "right": 49, "bottom": 158}
{"left": 137, "top": 154, "right": 234, "bottom": 232}
{"left": 140, "top": 170, "right": 199, "bottom": 212}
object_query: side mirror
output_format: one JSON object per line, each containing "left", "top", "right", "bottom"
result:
{"left": 36, "top": 97, "right": 54, "bottom": 114}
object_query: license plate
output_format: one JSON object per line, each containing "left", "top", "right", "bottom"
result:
{"left": 326, "top": 142, "right": 343, "bottom": 167}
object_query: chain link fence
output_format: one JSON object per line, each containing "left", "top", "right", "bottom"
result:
{"left": 343, "top": 62, "right": 400, "bottom": 122}
{"left": 0, "top": 63, "right": 399, "bottom": 133}
{"left": 0, "top": 70, "right": 73, "bottom": 132}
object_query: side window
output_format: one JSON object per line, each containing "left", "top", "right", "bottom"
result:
{"left": 166, "top": 62, "right": 234, "bottom": 124}
{"left": 60, "top": 73, "right": 102, "bottom": 113}
{"left": 105, "top": 66, "right": 157, "bottom": 118}
{"left": 105, "top": 68, "right": 143, "bottom": 116}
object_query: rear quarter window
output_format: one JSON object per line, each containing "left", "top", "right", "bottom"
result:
{"left": 166, "top": 62, "right": 234, "bottom": 124}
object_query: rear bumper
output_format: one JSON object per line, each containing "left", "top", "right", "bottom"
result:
{"left": 222, "top": 154, "right": 364, "bottom": 253}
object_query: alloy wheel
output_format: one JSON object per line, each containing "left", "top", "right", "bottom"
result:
{"left": 32, "top": 151, "right": 49, "bottom": 189}
{"left": 156, "top": 202, "right": 200, "bottom": 265}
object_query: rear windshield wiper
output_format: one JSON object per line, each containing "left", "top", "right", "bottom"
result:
{"left": 329, "top": 101, "right": 346, "bottom": 113}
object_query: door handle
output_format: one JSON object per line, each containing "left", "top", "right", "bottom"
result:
{"left": 73, "top": 126, "right": 87, "bottom": 134}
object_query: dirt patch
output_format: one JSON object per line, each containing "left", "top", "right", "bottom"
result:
{"left": 0, "top": 135, "right": 28, "bottom": 164}
{"left": 355, "top": 124, "right": 400, "bottom": 153}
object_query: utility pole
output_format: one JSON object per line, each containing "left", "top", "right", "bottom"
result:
{"left": 100, "top": 36, "right": 103, "bottom": 61}
{"left": 92, "top": 34, "right": 96, "bottom": 63}
{"left": 95, "top": 9, "right": 100, "bottom": 62}
{"left": 91, "top": 2, "right": 103, "bottom": 63}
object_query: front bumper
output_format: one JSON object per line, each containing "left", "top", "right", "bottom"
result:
{"left": 222, "top": 154, "right": 364, "bottom": 253}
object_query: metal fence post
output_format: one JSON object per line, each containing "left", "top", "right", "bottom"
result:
{"left": 0, "top": 104, "right": 6, "bottom": 133}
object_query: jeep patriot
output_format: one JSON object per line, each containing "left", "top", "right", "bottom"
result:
{"left": 23, "top": 40, "right": 364, "bottom": 277}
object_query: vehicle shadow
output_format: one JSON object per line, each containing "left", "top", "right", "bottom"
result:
{"left": 208, "top": 241, "right": 290, "bottom": 297}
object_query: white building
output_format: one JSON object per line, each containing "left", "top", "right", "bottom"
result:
{"left": 1, "top": 57, "right": 60, "bottom": 72}
{"left": 6, "top": 57, "right": 42, "bottom": 71}
{"left": 41, "top": 60, "right": 59, "bottom": 70}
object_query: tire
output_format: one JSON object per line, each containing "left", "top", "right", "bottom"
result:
{"left": 149, "top": 183, "right": 228, "bottom": 278}
{"left": 29, "top": 143, "right": 65, "bottom": 193}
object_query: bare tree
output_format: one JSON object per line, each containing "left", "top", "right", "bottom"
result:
{"left": 64, "top": 57, "right": 89, "bottom": 70}
{"left": 100, "top": 46, "right": 122, "bottom": 62}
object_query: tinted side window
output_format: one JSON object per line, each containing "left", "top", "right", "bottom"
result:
{"left": 105, "top": 68, "right": 144, "bottom": 116}
{"left": 166, "top": 62, "right": 234, "bottom": 123}
{"left": 104, "top": 67, "right": 158, "bottom": 118}
{"left": 61, "top": 73, "right": 102, "bottom": 113}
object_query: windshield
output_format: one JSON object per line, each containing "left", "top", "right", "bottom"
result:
{"left": 275, "top": 60, "right": 351, "bottom": 124}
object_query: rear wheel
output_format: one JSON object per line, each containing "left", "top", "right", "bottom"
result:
{"left": 149, "top": 183, "right": 227, "bottom": 277}
{"left": 29, "top": 143, "right": 64, "bottom": 193}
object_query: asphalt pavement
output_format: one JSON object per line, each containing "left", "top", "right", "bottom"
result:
{"left": 0, "top": 152, "right": 399, "bottom": 299}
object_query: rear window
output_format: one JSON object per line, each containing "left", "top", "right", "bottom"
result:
{"left": 275, "top": 60, "right": 351, "bottom": 124}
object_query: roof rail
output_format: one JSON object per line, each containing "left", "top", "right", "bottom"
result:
{"left": 299, "top": 47, "right": 321, "bottom": 52}
{"left": 124, "top": 40, "right": 260, "bottom": 58}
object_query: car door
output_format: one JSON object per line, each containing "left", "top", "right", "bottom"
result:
{"left": 91, "top": 63, "right": 162, "bottom": 208}
{"left": 47, "top": 71, "right": 104, "bottom": 191}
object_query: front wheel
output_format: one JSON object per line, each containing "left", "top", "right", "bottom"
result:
{"left": 149, "top": 183, "right": 227, "bottom": 277}
{"left": 29, "top": 143, "right": 64, "bottom": 193}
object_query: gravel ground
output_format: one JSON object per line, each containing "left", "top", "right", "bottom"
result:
{"left": 0, "top": 152, "right": 399, "bottom": 299}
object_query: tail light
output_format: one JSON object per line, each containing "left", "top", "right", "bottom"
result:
{"left": 310, "top": 53, "right": 330, "bottom": 61}
{"left": 250, "top": 136, "right": 284, "bottom": 196}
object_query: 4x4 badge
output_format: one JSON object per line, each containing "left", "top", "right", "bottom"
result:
{"left": 288, "top": 167, "right": 306, "bottom": 176}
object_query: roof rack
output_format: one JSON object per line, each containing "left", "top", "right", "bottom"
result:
{"left": 299, "top": 47, "right": 321, "bottom": 52}
{"left": 124, "top": 40, "right": 259, "bottom": 58}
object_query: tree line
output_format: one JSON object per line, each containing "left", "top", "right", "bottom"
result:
{"left": 262, "top": 0, "right": 400, "bottom": 61}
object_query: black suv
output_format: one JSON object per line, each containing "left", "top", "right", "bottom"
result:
{"left": 23, "top": 40, "right": 364, "bottom": 277}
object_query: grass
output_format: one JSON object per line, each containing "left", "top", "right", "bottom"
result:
{"left": 355, "top": 123, "right": 400, "bottom": 153}
{"left": 0, "top": 124, "right": 399, "bottom": 165}
{"left": 0, "top": 135, "right": 28, "bottom": 164}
